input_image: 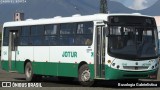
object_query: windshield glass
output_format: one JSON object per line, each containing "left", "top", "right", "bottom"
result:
{"left": 108, "top": 26, "right": 158, "bottom": 60}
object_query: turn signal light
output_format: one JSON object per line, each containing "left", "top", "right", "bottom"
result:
{"left": 107, "top": 60, "right": 111, "bottom": 64}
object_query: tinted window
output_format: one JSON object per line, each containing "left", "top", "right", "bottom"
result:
{"left": 19, "top": 26, "right": 30, "bottom": 46}
{"left": 45, "top": 25, "right": 58, "bottom": 35}
{"left": 31, "top": 36, "right": 43, "bottom": 46}
{"left": 21, "top": 27, "right": 30, "bottom": 36}
{"left": 3, "top": 28, "right": 9, "bottom": 46}
{"left": 76, "top": 22, "right": 93, "bottom": 45}
{"left": 60, "top": 36, "right": 74, "bottom": 45}
{"left": 60, "top": 23, "right": 76, "bottom": 34}
{"left": 31, "top": 25, "right": 44, "bottom": 36}
{"left": 19, "top": 37, "right": 29, "bottom": 46}
{"left": 77, "top": 22, "right": 93, "bottom": 34}
{"left": 75, "top": 35, "right": 92, "bottom": 45}
{"left": 44, "top": 36, "right": 59, "bottom": 46}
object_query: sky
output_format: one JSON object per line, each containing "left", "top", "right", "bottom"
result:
{"left": 111, "top": 0, "right": 158, "bottom": 10}
{"left": 0, "top": 0, "right": 160, "bottom": 24}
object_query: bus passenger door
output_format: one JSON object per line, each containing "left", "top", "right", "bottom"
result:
{"left": 8, "top": 30, "right": 19, "bottom": 71}
{"left": 95, "top": 26, "right": 106, "bottom": 78}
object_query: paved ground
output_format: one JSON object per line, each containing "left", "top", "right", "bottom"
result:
{"left": 0, "top": 65, "right": 160, "bottom": 90}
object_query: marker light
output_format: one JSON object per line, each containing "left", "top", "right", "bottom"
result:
{"left": 117, "top": 65, "right": 120, "bottom": 69}
{"left": 107, "top": 60, "right": 111, "bottom": 64}
{"left": 112, "top": 63, "right": 115, "bottom": 66}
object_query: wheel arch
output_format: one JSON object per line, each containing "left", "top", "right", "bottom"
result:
{"left": 78, "top": 61, "right": 88, "bottom": 71}
{"left": 24, "top": 59, "right": 31, "bottom": 73}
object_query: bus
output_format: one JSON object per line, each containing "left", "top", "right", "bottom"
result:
{"left": 1, "top": 13, "right": 159, "bottom": 86}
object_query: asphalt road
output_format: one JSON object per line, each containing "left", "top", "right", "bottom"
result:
{"left": 0, "top": 66, "right": 160, "bottom": 90}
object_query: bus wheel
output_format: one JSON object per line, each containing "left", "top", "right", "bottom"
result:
{"left": 78, "top": 64, "right": 94, "bottom": 86}
{"left": 25, "top": 62, "right": 34, "bottom": 81}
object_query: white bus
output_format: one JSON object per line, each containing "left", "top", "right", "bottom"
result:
{"left": 1, "top": 13, "right": 159, "bottom": 86}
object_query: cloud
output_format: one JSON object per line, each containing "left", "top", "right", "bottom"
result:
{"left": 111, "top": 0, "right": 158, "bottom": 10}
{"left": 130, "top": 0, "right": 148, "bottom": 10}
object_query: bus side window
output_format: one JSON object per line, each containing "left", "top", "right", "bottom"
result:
{"left": 31, "top": 25, "right": 44, "bottom": 46}
{"left": 60, "top": 23, "right": 75, "bottom": 46}
{"left": 76, "top": 22, "right": 93, "bottom": 46}
{"left": 44, "top": 24, "right": 58, "bottom": 46}
{"left": 3, "top": 28, "right": 9, "bottom": 46}
{"left": 20, "top": 26, "right": 30, "bottom": 46}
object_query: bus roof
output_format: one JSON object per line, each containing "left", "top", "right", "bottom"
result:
{"left": 3, "top": 13, "right": 152, "bottom": 27}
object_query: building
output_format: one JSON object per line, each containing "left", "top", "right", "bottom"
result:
{"left": 13, "top": 12, "right": 24, "bottom": 21}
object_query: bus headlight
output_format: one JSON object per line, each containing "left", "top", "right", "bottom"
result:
{"left": 112, "top": 63, "right": 115, "bottom": 66}
{"left": 117, "top": 65, "right": 120, "bottom": 69}
{"left": 107, "top": 60, "right": 111, "bottom": 64}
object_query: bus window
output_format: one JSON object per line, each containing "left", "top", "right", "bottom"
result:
{"left": 45, "top": 25, "right": 58, "bottom": 35}
{"left": 19, "top": 26, "right": 30, "bottom": 46}
{"left": 75, "top": 22, "right": 93, "bottom": 45}
{"left": 3, "top": 28, "right": 9, "bottom": 46}
{"left": 31, "top": 25, "right": 44, "bottom": 46}
{"left": 60, "top": 36, "right": 74, "bottom": 46}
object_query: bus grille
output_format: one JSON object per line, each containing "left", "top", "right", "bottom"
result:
{"left": 123, "top": 74, "right": 148, "bottom": 77}
{"left": 123, "top": 66, "right": 149, "bottom": 70}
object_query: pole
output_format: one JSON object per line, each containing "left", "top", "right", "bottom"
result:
{"left": 100, "top": 0, "right": 108, "bottom": 13}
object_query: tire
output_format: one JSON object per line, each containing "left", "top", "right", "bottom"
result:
{"left": 25, "top": 62, "right": 34, "bottom": 81}
{"left": 78, "top": 64, "right": 94, "bottom": 86}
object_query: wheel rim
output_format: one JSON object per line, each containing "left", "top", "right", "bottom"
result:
{"left": 26, "top": 66, "right": 32, "bottom": 78}
{"left": 81, "top": 69, "right": 90, "bottom": 82}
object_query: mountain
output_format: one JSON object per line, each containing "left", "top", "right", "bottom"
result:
{"left": 0, "top": 0, "right": 160, "bottom": 24}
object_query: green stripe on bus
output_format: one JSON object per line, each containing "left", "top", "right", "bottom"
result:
{"left": 1, "top": 60, "right": 94, "bottom": 78}
{"left": 105, "top": 65, "right": 158, "bottom": 79}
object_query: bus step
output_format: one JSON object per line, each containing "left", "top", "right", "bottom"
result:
{"left": 9, "top": 71, "right": 18, "bottom": 73}
{"left": 95, "top": 78, "right": 105, "bottom": 80}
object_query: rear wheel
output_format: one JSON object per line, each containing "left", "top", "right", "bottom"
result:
{"left": 25, "top": 62, "right": 34, "bottom": 81}
{"left": 78, "top": 64, "right": 94, "bottom": 86}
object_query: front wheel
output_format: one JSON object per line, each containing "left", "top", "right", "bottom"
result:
{"left": 78, "top": 64, "right": 94, "bottom": 86}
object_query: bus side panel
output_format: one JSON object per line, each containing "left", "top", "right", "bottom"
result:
{"left": 54, "top": 46, "right": 94, "bottom": 78}
{"left": 17, "top": 46, "right": 34, "bottom": 73}
{"left": 43, "top": 62, "right": 58, "bottom": 76}
{"left": 58, "top": 63, "right": 78, "bottom": 77}
{"left": 1, "top": 60, "right": 9, "bottom": 71}
{"left": 1, "top": 46, "right": 9, "bottom": 71}
{"left": 32, "top": 46, "right": 49, "bottom": 75}
{"left": 15, "top": 61, "right": 24, "bottom": 73}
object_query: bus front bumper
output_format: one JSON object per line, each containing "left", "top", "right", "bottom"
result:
{"left": 105, "top": 66, "right": 158, "bottom": 80}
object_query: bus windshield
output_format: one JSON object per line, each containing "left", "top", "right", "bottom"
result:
{"left": 108, "top": 26, "right": 158, "bottom": 60}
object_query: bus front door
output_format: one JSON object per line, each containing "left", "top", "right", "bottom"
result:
{"left": 95, "top": 26, "right": 105, "bottom": 78}
{"left": 8, "top": 30, "right": 19, "bottom": 71}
